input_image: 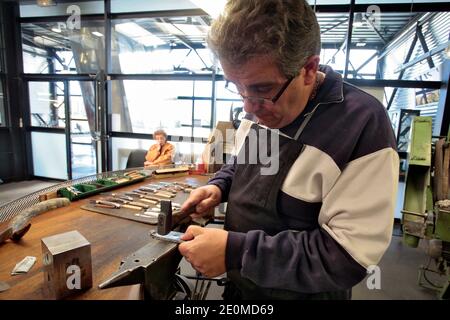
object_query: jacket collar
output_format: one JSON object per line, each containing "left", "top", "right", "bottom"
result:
{"left": 315, "top": 65, "right": 345, "bottom": 104}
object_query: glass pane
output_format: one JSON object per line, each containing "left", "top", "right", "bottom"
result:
{"left": 378, "top": 12, "right": 449, "bottom": 81}
{"left": 111, "top": 80, "right": 208, "bottom": 137}
{"left": 317, "top": 12, "right": 350, "bottom": 75}
{"left": 194, "top": 81, "right": 212, "bottom": 97}
{"left": 215, "top": 80, "right": 242, "bottom": 101}
{"left": 193, "top": 100, "right": 212, "bottom": 138}
{"left": 70, "top": 81, "right": 97, "bottom": 179}
{"left": 215, "top": 80, "right": 243, "bottom": 127}
{"left": 29, "top": 81, "right": 65, "bottom": 128}
{"left": 111, "top": 137, "right": 205, "bottom": 170}
{"left": 111, "top": 17, "right": 213, "bottom": 74}
{"left": 22, "top": 20, "right": 105, "bottom": 74}
{"left": 31, "top": 131, "right": 68, "bottom": 179}
{"left": 111, "top": 137, "right": 153, "bottom": 170}
{"left": 216, "top": 101, "right": 238, "bottom": 124}
{"left": 20, "top": 1, "right": 104, "bottom": 18}
{"left": 384, "top": 86, "right": 440, "bottom": 145}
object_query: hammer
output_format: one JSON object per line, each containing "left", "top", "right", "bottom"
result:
{"left": 156, "top": 200, "right": 196, "bottom": 236}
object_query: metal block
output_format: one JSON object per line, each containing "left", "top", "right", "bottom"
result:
{"left": 41, "top": 230, "right": 93, "bottom": 299}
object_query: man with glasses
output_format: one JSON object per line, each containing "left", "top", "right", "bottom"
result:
{"left": 179, "top": 0, "right": 399, "bottom": 300}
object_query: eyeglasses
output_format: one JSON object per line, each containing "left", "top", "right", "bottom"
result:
{"left": 225, "top": 77, "right": 294, "bottom": 106}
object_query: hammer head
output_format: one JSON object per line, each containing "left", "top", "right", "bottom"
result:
{"left": 157, "top": 200, "right": 173, "bottom": 235}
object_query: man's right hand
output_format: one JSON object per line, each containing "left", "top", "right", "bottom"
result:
{"left": 181, "top": 185, "right": 222, "bottom": 219}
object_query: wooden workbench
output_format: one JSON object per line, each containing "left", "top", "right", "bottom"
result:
{"left": 0, "top": 174, "right": 210, "bottom": 300}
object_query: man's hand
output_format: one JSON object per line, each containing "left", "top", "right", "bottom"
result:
{"left": 181, "top": 185, "right": 222, "bottom": 219}
{"left": 179, "top": 226, "right": 228, "bottom": 277}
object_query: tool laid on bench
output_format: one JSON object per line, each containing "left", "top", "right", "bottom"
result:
{"left": 90, "top": 199, "right": 141, "bottom": 210}
{"left": 104, "top": 197, "right": 150, "bottom": 209}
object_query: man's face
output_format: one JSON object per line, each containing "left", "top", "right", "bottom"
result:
{"left": 155, "top": 134, "right": 166, "bottom": 146}
{"left": 221, "top": 55, "right": 314, "bottom": 129}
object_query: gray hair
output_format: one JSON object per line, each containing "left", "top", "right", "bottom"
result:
{"left": 207, "top": 0, "right": 321, "bottom": 78}
{"left": 153, "top": 129, "right": 167, "bottom": 139}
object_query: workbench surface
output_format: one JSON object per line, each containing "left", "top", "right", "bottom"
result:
{"left": 0, "top": 174, "right": 210, "bottom": 300}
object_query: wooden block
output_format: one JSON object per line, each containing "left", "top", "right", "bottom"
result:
{"left": 39, "top": 191, "right": 58, "bottom": 202}
{"left": 153, "top": 171, "right": 189, "bottom": 179}
{"left": 41, "top": 230, "right": 93, "bottom": 299}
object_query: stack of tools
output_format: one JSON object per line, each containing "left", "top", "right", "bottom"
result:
{"left": 57, "top": 170, "right": 148, "bottom": 201}
{"left": 81, "top": 180, "right": 198, "bottom": 225}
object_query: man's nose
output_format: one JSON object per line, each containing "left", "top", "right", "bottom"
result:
{"left": 243, "top": 98, "right": 261, "bottom": 114}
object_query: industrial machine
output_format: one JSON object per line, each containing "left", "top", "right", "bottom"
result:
{"left": 401, "top": 116, "right": 450, "bottom": 299}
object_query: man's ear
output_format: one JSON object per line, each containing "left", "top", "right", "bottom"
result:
{"left": 301, "top": 55, "right": 320, "bottom": 86}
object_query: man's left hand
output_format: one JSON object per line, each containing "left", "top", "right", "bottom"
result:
{"left": 178, "top": 226, "right": 228, "bottom": 278}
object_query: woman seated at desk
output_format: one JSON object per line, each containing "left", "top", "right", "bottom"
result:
{"left": 144, "top": 129, "right": 175, "bottom": 167}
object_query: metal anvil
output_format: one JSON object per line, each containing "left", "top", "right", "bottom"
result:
{"left": 98, "top": 239, "right": 182, "bottom": 299}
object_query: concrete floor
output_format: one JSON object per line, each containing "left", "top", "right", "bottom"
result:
{"left": 0, "top": 179, "right": 59, "bottom": 206}
{"left": 0, "top": 179, "right": 446, "bottom": 300}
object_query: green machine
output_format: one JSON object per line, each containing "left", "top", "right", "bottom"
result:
{"left": 402, "top": 116, "right": 450, "bottom": 299}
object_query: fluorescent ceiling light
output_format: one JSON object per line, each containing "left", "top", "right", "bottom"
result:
{"left": 189, "top": 0, "right": 226, "bottom": 19}
{"left": 115, "top": 22, "right": 165, "bottom": 47}
{"left": 356, "top": 42, "right": 366, "bottom": 47}
{"left": 92, "top": 31, "right": 104, "bottom": 37}
{"left": 37, "top": 0, "right": 56, "bottom": 7}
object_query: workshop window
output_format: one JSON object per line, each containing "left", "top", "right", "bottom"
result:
{"left": 21, "top": 20, "right": 105, "bottom": 74}
{"left": 111, "top": 17, "right": 213, "bottom": 74}
{"left": 111, "top": 136, "right": 205, "bottom": 170}
{"left": 111, "top": 79, "right": 213, "bottom": 138}
{"left": 28, "top": 81, "right": 66, "bottom": 128}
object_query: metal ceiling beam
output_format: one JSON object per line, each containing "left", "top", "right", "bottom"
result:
{"left": 416, "top": 25, "right": 435, "bottom": 69}
{"left": 347, "top": 79, "right": 440, "bottom": 89}
{"left": 394, "top": 41, "right": 450, "bottom": 74}
{"left": 20, "top": 14, "right": 104, "bottom": 23}
{"left": 377, "top": 12, "right": 435, "bottom": 61}
{"left": 111, "top": 9, "right": 207, "bottom": 20}
{"left": 320, "top": 19, "right": 348, "bottom": 35}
